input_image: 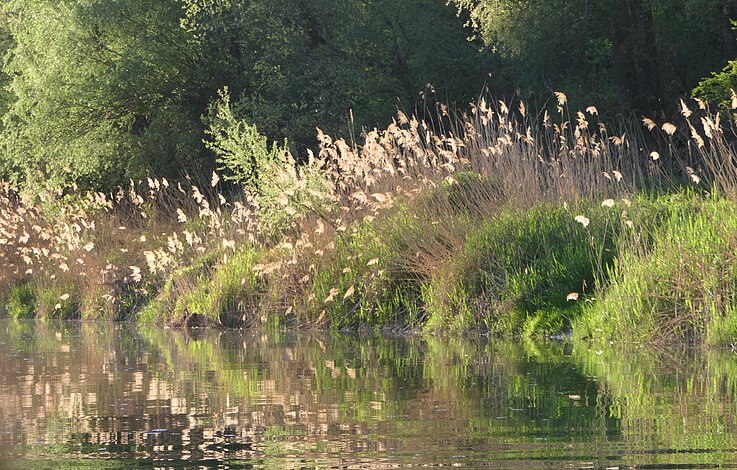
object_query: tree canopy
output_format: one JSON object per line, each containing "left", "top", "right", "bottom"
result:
{"left": 0, "top": 0, "right": 488, "bottom": 190}
{"left": 0, "top": 0, "right": 734, "bottom": 190}
{"left": 454, "top": 0, "right": 736, "bottom": 111}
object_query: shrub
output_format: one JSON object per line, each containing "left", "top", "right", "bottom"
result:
{"left": 204, "top": 88, "right": 335, "bottom": 234}
{"left": 204, "top": 88, "right": 284, "bottom": 188}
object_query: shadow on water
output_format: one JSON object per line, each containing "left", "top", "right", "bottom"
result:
{"left": 1, "top": 320, "right": 737, "bottom": 468}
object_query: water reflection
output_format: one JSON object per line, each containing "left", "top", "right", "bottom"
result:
{"left": 0, "top": 320, "right": 736, "bottom": 468}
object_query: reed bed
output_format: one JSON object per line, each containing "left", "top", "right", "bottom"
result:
{"left": 2, "top": 92, "right": 737, "bottom": 343}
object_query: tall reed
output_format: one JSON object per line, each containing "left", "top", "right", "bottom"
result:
{"left": 1, "top": 92, "right": 735, "bottom": 338}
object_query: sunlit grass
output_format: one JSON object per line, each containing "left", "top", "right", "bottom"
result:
{"left": 1, "top": 92, "right": 736, "bottom": 341}
{"left": 576, "top": 192, "right": 737, "bottom": 345}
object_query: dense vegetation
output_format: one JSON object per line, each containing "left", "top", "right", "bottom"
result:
{"left": 0, "top": 0, "right": 488, "bottom": 189}
{"left": 0, "top": 0, "right": 734, "bottom": 189}
{"left": 1, "top": 0, "right": 737, "bottom": 344}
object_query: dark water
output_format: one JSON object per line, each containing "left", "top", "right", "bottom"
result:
{"left": 1, "top": 321, "right": 737, "bottom": 469}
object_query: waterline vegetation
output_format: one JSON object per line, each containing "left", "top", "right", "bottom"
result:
{"left": 2, "top": 91, "right": 737, "bottom": 344}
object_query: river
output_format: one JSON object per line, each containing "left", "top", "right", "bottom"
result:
{"left": 1, "top": 320, "right": 736, "bottom": 468}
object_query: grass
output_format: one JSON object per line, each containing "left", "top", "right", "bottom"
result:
{"left": 137, "top": 247, "right": 266, "bottom": 327}
{"left": 167, "top": 247, "right": 267, "bottom": 327}
{"left": 3, "top": 281, "right": 80, "bottom": 320}
{"left": 576, "top": 191, "right": 737, "bottom": 345}
{"left": 422, "top": 203, "right": 617, "bottom": 335}
{"left": 291, "top": 221, "right": 420, "bottom": 329}
{"left": 2, "top": 92, "right": 737, "bottom": 344}
{"left": 6, "top": 283, "right": 36, "bottom": 319}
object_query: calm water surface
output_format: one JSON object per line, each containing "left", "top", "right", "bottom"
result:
{"left": 1, "top": 320, "right": 737, "bottom": 469}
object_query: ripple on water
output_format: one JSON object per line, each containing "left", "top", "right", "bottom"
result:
{"left": 0, "top": 320, "right": 736, "bottom": 469}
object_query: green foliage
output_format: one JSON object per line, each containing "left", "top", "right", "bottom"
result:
{"left": 3, "top": 280, "right": 80, "bottom": 320}
{"left": 454, "top": 0, "right": 736, "bottom": 111}
{"left": 180, "top": 248, "right": 266, "bottom": 327}
{"left": 6, "top": 283, "right": 35, "bottom": 319}
{"left": 256, "top": 155, "right": 334, "bottom": 235}
{"left": 204, "top": 88, "right": 335, "bottom": 233}
{"left": 182, "top": 0, "right": 487, "bottom": 148}
{"left": 204, "top": 88, "right": 283, "bottom": 187}
{"left": 136, "top": 300, "right": 164, "bottom": 326}
{"left": 693, "top": 49, "right": 737, "bottom": 109}
{"left": 0, "top": 0, "right": 487, "bottom": 190}
{"left": 0, "top": 11, "right": 15, "bottom": 127}
{"left": 144, "top": 248, "right": 223, "bottom": 325}
{"left": 143, "top": 246, "right": 269, "bottom": 327}
{"left": 0, "top": 0, "right": 732, "bottom": 192}
{"left": 576, "top": 193, "right": 737, "bottom": 345}
{"left": 0, "top": 0, "right": 210, "bottom": 189}
{"left": 692, "top": 18, "right": 737, "bottom": 109}
{"left": 297, "top": 221, "right": 423, "bottom": 330}
{"left": 423, "top": 204, "right": 616, "bottom": 336}
{"left": 35, "top": 284, "right": 79, "bottom": 320}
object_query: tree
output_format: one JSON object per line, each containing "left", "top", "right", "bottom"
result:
{"left": 185, "top": 0, "right": 489, "bottom": 152}
{"left": 0, "top": 0, "right": 489, "bottom": 190}
{"left": 452, "top": 0, "right": 736, "bottom": 112}
{"left": 1, "top": 0, "right": 215, "bottom": 189}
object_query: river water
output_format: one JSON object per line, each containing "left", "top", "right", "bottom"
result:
{"left": 1, "top": 320, "right": 736, "bottom": 469}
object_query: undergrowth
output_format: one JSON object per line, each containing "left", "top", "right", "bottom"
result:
{"left": 2, "top": 92, "right": 737, "bottom": 344}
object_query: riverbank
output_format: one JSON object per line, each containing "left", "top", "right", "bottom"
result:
{"left": 2, "top": 95, "right": 736, "bottom": 344}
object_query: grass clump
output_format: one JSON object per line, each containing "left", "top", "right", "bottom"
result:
{"left": 183, "top": 248, "right": 266, "bottom": 327}
{"left": 141, "top": 247, "right": 268, "bottom": 327}
{"left": 423, "top": 203, "right": 616, "bottom": 336}
{"left": 292, "top": 221, "right": 423, "bottom": 330}
{"left": 33, "top": 282, "right": 80, "bottom": 319}
{"left": 5, "top": 283, "right": 36, "bottom": 319}
{"left": 576, "top": 193, "right": 737, "bottom": 345}
{"left": 137, "top": 253, "right": 219, "bottom": 326}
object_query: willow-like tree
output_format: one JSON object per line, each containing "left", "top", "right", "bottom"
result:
{"left": 0, "top": 0, "right": 212, "bottom": 189}
{"left": 0, "top": 0, "right": 487, "bottom": 190}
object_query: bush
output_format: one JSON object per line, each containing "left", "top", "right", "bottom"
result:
{"left": 693, "top": 55, "right": 737, "bottom": 111}
{"left": 204, "top": 88, "right": 335, "bottom": 234}
{"left": 204, "top": 88, "right": 284, "bottom": 188}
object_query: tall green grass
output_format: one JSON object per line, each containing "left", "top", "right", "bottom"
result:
{"left": 576, "top": 192, "right": 737, "bottom": 345}
{"left": 422, "top": 203, "right": 617, "bottom": 335}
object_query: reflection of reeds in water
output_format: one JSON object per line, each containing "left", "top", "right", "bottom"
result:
{"left": 4, "top": 322, "right": 737, "bottom": 466}
{"left": 573, "top": 342, "right": 737, "bottom": 464}
{"left": 0, "top": 322, "right": 605, "bottom": 464}
{"left": 0, "top": 322, "right": 431, "bottom": 462}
